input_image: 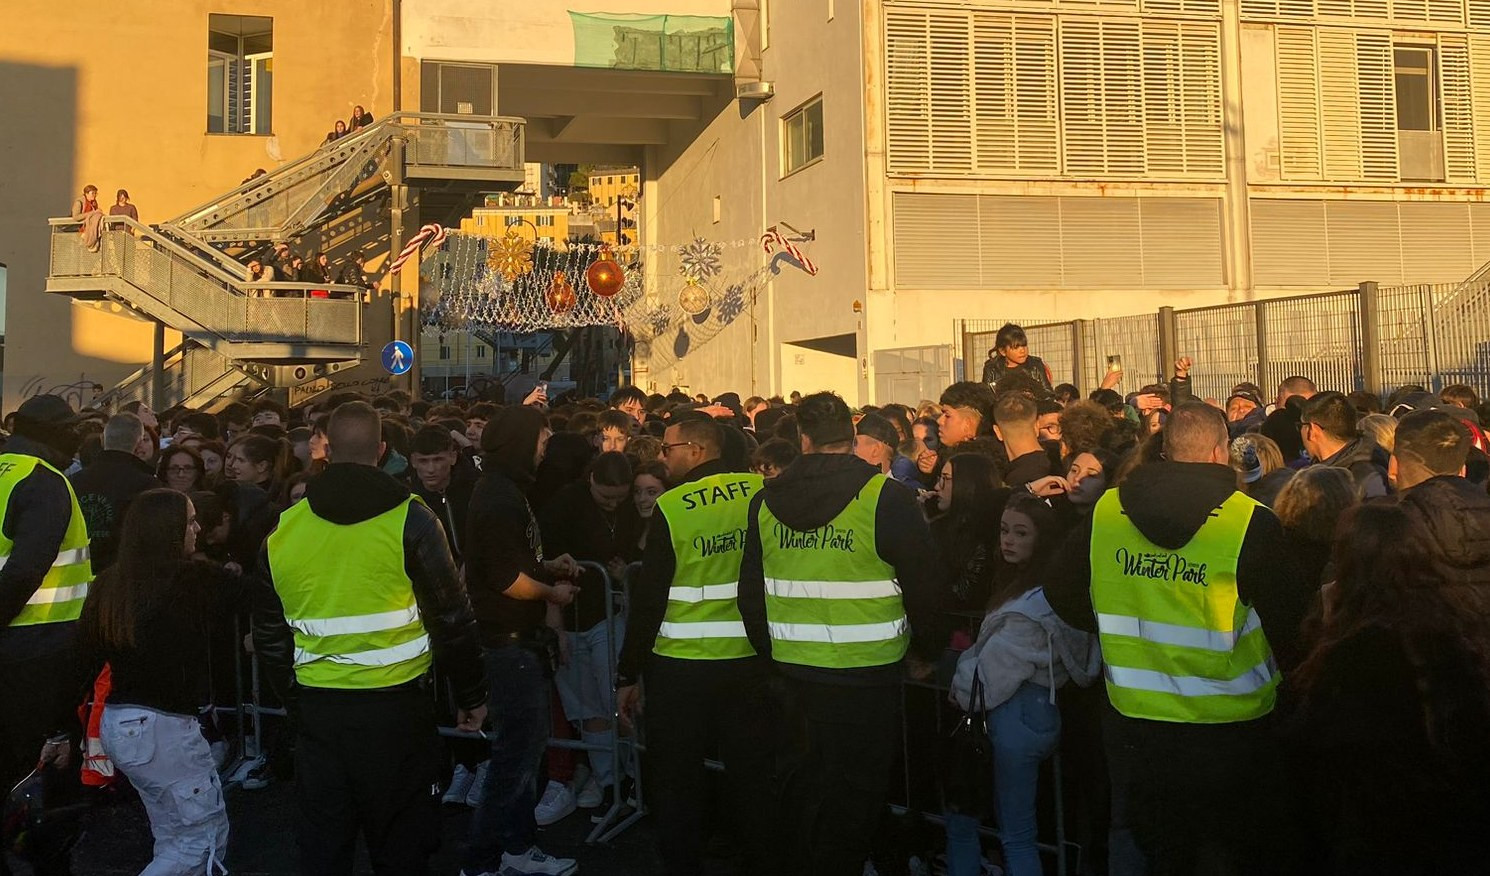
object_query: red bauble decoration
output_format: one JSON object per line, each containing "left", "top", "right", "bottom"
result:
{"left": 586, "top": 249, "right": 626, "bottom": 298}
{"left": 546, "top": 271, "right": 577, "bottom": 315}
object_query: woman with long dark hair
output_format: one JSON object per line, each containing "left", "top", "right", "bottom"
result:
{"left": 930, "top": 453, "right": 1006, "bottom": 636}
{"left": 79, "top": 489, "right": 245, "bottom": 874}
{"left": 1289, "top": 503, "right": 1490, "bottom": 873}
{"left": 947, "top": 493, "right": 1100, "bottom": 876}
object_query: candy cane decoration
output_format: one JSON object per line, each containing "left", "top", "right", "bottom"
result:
{"left": 389, "top": 223, "right": 448, "bottom": 273}
{"left": 761, "top": 228, "right": 818, "bottom": 276}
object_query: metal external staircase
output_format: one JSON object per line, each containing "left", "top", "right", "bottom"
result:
{"left": 47, "top": 113, "right": 525, "bottom": 409}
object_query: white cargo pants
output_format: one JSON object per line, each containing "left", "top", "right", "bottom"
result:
{"left": 100, "top": 706, "right": 229, "bottom": 875}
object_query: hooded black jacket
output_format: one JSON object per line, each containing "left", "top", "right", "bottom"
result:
{"left": 252, "top": 463, "right": 487, "bottom": 713}
{"left": 738, "top": 452, "right": 940, "bottom": 687}
{"left": 1044, "top": 461, "right": 1311, "bottom": 681}
{"left": 465, "top": 405, "right": 551, "bottom": 641}
{"left": 1396, "top": 474, "right": 1490, "bottom": 588}
{"left": 0, "top": 434, "right": 80, "bottom": 661}
{"left": 69, "top": 449, "right": 161, "bottom": 572}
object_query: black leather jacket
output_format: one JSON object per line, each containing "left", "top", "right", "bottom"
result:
{"left": 251, "top": 463, "right": 487, "bottom": 715}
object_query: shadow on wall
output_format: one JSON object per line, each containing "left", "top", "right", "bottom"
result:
{"left": 0, "top": 61, "right": 134, "bottom": 413}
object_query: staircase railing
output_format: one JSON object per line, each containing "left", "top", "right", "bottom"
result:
{"left": 49, "top": 215, "right": 362, "bottom": 352}
{"left": 95, "top": 342, "right": 260, "bottom": 410}
{"left": 163, "top": 113, "right": 524, "bottom": 245}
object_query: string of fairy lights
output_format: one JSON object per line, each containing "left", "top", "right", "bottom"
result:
{"left": 416, "top": 229, "right": 818, "bottom": 358}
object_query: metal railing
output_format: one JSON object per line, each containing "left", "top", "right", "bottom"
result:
{"left": 96, "top": 342, "right": 259, "bottom": 411}
{"left": 49, "top": 215, "right": 362, "bottom": 351}
{"left": 166, "top": 112, "right": 525, "bottom": 244}
{"left": 957, "top": 271, "right": 1490, "bottom": 398}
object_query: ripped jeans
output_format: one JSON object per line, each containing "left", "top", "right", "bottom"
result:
{"left": 463, "top": 642, "right": 551, "bottom": 873}
{"left": 100, "top": 706, "right": 229, "bottom": 876}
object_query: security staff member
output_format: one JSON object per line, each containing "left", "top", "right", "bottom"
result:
{"left": 0, "top": 395, "right": 92, "bottom": 876}
{"left": 1044, "top": 402, "right": 1307, "bottom": 874}
{"left": 738, "top": 392, "right": 938, "bottom": 876}
{"left": 253, "top": 402, "right": 488, "bottom": 875}
{"left": 616, "top": 413, "right": 777, "bottom": 875}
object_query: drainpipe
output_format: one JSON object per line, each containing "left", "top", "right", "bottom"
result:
{"left": 391, "top": 0, "right": 402, "bottom": 112}
{"left": 1221, "top": 0, "right": 1253, "bottom": 297}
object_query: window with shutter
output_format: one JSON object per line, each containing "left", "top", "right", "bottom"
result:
{"left": 1241, "top": 0, "right": 1317, "bottom": 18}
{"left": 1356, "top": 33, "right": 1399, "bottom": 181}
{"left": 1320, "top": 30, "right": 1367, "bottom": 179}
{"left": 1141, "top": 22, "right": 1224, "bottom": 176}
{"left": 1061, "top": 19, "right": 1146, "bottom": 176}
{"left": 1277, "top": 27, "right": 1324, "bottom": 178}
{"left": 973, "top": 14, "right": 1060, "bottom": 174}
{"left": 1326, "top": 200, "right": 1404, "bottom": 283}
{"left": 1251, "top": 199, "right": 1331, "bottom": 285}
{"left": 1469, "top": 0, "right": 1490, "bottom": 27}
{"left": 1140, "top": 198, "right": 1226, "bottom": 285}
{"left": 1142, "top": 0, "right": 1223, "bottom": 16}
{"left": 928, "top": 13, "right": 975, "bottom": 173}
{"left": 1438, "top": 35, "right": 1476, "bottom": 181}
{"left": 1470, "top": 36, "right": 1490, "bottom": 182}
{"left": 892, "top": 193, "right": 983, "bottom": 288}
{"left": 885, "top": 11, "right": 933, "bottom": 173}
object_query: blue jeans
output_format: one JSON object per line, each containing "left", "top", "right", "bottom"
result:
{"left": 463, "top": 644, "right": 550, "bottom": 872}
{"left": 945, "top": 682, "right": 1062, "bottom": 876}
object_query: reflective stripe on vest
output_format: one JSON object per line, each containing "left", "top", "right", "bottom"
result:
{"left": 653, "top": 472, "right": 762, "bottom": 660}
{"left": 1088, "top": 489, "right": 1279, "bottom": 724}
{"left": 0, "top": 454, "right": 94, "bottom": 627}
{"left": 759, "top": 474, "right": 909, "bottom": 669}
{"left": 267, "top": 497, "right": 431, "bottom": 689}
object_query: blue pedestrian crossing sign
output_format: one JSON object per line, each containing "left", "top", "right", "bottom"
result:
{"left": 382, "top": 340, "right": 414, "bottom": 375}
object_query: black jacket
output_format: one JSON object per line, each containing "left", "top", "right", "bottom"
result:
{"left": 1396, "top": 475, "right": 1490, "bottom": 589}
{"left": 69, "top": 449, "right": 161, "bottom": 572}
{"left": 738, "top": 452, "right": 940, "bottom": 687}
{"left": 983, "top": 355, "right": 1054, "bottom": 394}
{"left": 407, "top": 466, "right": 476, "bottom": 564}
{"left": 617, "top": 458, "right": 745, "bottom": 685}
{"left": 1044, "top": 461, "right": 1311, "bottom": 676}
{"left": 252, "top": 463, "right": 487, "bottom": 713}
{"left": 539, "top": 480, "right": 639, "bottom": 631}
{"left": 0, "top": 435, "right": 81, "bottom": 661}
{"left": 1320, "top": 436, "right": 1390, "bottom": 499}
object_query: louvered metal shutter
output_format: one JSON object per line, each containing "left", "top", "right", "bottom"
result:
{"left": 973, "top": 14, "right": 1061, "bottom": 175}
{"left": 1242, "top": 0, "right": 1317, "bottom": 17}
{"left": 1276, "top": 26, "right": 1397, "bottom": 182}
{"left": 1061, "top": 19, "right": 1146, "bottom": 176}
{"left": 1440, "top": 35, "right": 1478, "bottom": 182}
{"left": 1141, "top": 22, "right": 1224, "bottom": 176}
{"left": 1251, "top": 199, "right": 1331, "bottom": 285}
{"left": 1469, "top": 0, "right": 1490, "bottom": 27}
{"left": 1401, "top": 202, "right": 1474, "bottom": 281}
{"left": 1326, "top": 200, "right": 1404, "bottom": 283}
{"left": 1276, "top": 27, "right": 1324, "bottom": 178}
{"left": 892, "top": 192, "right": 1223, "bottom": 289}
{"left": 885, "top": 11, "right": 933, "bottom": 173}
{"left": 1470, "top": 35, "right": 1490, "bottom": 182}
{"left": 1471, "top": 202, "right": 1490, "bottom": 263}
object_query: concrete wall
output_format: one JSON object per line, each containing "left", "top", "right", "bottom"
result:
{"left": 1, "top": 1, "right": 392, "bottom": 413}
{"left": 645, "top": 0, "right": 872, "bottom": 402}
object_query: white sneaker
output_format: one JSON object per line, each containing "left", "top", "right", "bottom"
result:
{"left": 500, "top": 845, "right": 578, "bottom": 875}
{"left": 575, "top": 775, "right": 603, "bottom": 809}
{"left": 465, "top": 760, "right": 490, "bottom": 808}
{"left": 443, "top": 764, "right": 476, "bottom": 805}
{"left": 534, "top": 780, "right": 577, "bottom": 826}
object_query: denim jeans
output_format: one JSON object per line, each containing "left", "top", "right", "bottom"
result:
{"left": 944, "top": 682, "right": 1062, "bottom": 876}
{"left": 556, "top": 619, "right": 625, "bottom": 786}
{"left": 463, "top": 643, "right": 550, "bottom": 872}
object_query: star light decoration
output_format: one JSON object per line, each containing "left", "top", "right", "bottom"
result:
{"left": 487, "top": 231, "right": 534, "bottom": 282}
{"left": 677, "top": 236, "right": 723, "bottom": 282}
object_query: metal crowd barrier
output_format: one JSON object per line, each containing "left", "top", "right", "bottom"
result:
{"left": 217, "top": 561, "right": 643, "bottom": 844}
{"left": 215, "top": 568, "right": 1078, "bottom": 869}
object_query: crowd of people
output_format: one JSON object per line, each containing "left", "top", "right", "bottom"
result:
{"left": 1, "top": 321, "right": 1488, "bottom": 876}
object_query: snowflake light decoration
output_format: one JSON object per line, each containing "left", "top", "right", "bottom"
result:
{"left": 678, "top": 236, "right": 723, "bottom": 282}
{"left": 717, "top": 282, "right": 746, "bottom": 324}
{"left": 487, "top": 231, "right": 534, "bottom": 282}
{"left": 648, "top": 304, "right": 675, "bottom": 337}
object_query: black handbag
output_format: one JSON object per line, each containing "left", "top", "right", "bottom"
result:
{"left": 941, "top": 666, "right": 992, "bottom": 816}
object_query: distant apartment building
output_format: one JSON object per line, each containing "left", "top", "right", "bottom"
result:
{"left": 586, "top": 167, "right": 640, "bottom": 207}
{"left": 461, "top": 197, "right": 571, "bottom": 245}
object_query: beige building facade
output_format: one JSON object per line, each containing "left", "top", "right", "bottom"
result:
{"left": 1, "top": 1, "right": 394, "bottom": 412}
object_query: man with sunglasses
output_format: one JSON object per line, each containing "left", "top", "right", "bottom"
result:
{"left": 615, "top": 413, "right": 776, "bottom": 874}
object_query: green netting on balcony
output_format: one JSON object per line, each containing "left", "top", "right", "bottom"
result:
{"left": 570, "top": 12, "right": 733, "bottom": 74}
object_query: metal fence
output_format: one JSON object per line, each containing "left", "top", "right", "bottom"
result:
{"left": 957, "top": 274, "right": 1490, "bottom": 399}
